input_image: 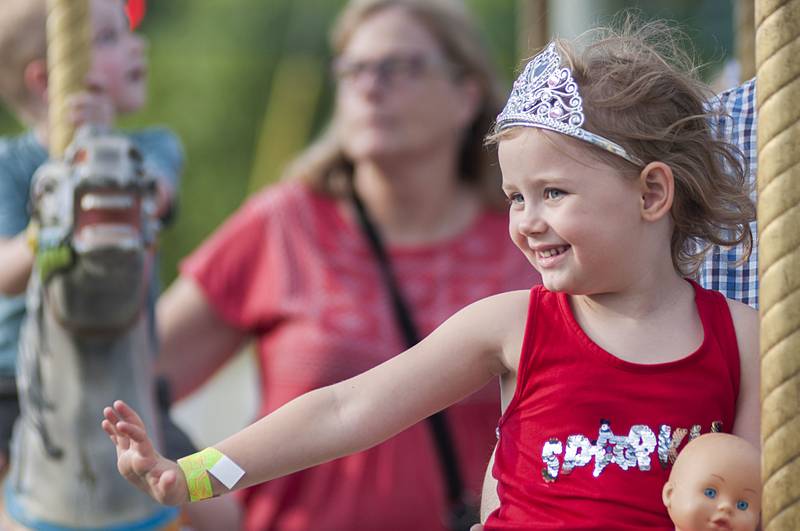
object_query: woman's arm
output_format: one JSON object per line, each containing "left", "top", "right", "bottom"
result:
{"left": 156, "top": 276, "right": 249, "bottom": 401}
{"left": 727, "top": 299, "right": 760, "bottom": 448}
{"left": 105, "top": 290, "right": 528, "bottom": 504}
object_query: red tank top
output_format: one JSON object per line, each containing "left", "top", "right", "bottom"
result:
{"left": 486, "top": 281, "right": 740, "bottom": 530}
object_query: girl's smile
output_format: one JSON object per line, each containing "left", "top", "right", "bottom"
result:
{"left": 499, "top": 127, "right": 648, "bottom": 295}
{"left": 532, "top": 244, "right": 571, "bottom": 268}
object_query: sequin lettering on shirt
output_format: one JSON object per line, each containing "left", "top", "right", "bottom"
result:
{"left": 667, "top": 427, "right": 688, "bottom": 465}
{"left": 628, "top": 425, "right": 657, "bottom": 471}
{"left": 562, "top": 435, "right": 593, "bottom": 475}
{"left": 541, "top": 438, "right": 563, "bottom": 482}
{"left": 540, "top": 419, "right": 721, "bottom": 482}
{"left": 593, "top": 420, "right": 626, "bottom": 477}
{"left": 657, "top": 424, "right": 672, "bottom": 468}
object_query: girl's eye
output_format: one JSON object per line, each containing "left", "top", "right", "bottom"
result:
{"left": 95, "top": 29, "right": 119, "bottom": 45}
{"left": 703, "top": 488, "right": 717, "bottom": 499}
{"left": 736, "top": 500, "right": 749, "bottom": 511}
{"left": 505, "top": 193, "right": 524, "bottom": 207}
{"left": 544, "top": 188, "right": 565, "bottom": 200}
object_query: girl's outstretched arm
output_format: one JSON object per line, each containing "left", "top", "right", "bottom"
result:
{"left": 103, "top": 290, "right": 529, "bottom": 503}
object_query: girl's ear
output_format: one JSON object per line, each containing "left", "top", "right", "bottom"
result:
{"left": 638, "top": 161, "right": 674, "bottom": 222}
{"left": 23, "top": 59, "right": 49, "bottom": 103}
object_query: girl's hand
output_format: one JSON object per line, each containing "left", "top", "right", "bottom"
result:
{"left": 101, "top": 400, "right": 187, "bottom": 506}
{"left": 66, "top": 74, "right": 116, "bottom": 129}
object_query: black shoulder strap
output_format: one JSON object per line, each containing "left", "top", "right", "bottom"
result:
{"left": 350, "top": 187, "right": 470, "bottom": 515}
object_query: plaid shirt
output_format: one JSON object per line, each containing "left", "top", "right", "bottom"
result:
{"left": 698, "top": 78, "right": 758, "bottom": 308}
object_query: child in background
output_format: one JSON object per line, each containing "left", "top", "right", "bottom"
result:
{"left": 0, "top": 0, "right": 178, "bottom": 468}
{"left": 102, "top": 21, "right": 759, "bottom": 530}
{"left": 0, "top": 1, "right": 240, "bottom": 528}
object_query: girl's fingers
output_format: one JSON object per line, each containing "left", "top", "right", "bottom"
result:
{"left": 115, "top": 421, "right": 152, "bottom": 453}
{"left": 113, "top": 400, "right": 146, "bottom": 428}
{"left": 101, "top": 419, "right": 118, "bottom": 441}
{"left": 103, "top": 406, "right": 120, "bottom": 425}
{"left": 157, "top": 468, "right": 177, "bottom": 492}
{"left": 102, "top": 418, "right": 130, "bottom": 451}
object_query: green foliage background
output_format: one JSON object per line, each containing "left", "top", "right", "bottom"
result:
{"left": 0, "top": 0, "right": 734, "bottom": 288}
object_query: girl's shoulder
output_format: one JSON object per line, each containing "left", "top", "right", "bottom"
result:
{"left": 725, "top": 296, "right": 758, "bottom": 321}
{"left": 721, "top": 297, "right": 759, "bottom": 447}
{"left": 725, "top": 297, "right": 758, "bottom": 357}
{"left": 460, "top": 289, "right": 532, "bottom": 373}
{"left": 474, "top": 289, "right": 532, "bottom": 310}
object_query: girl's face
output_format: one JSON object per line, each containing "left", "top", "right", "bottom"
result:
{"left": 89, "top": 0, "right": 147, "bottom": 113}
{"left": 334, "top": 6, "right": 478, "bottom": 165}
{"left": 499, "top": 128, "right": 645, "bottom": 295}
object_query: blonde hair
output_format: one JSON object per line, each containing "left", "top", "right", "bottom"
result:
{"left": 282, "top": 0, "right": 506, "bottom": 207}
{"left": 0, "top": 0, "right": 47, "bottom": 125}
{"left": 492, "top": 19, "right": 754, "bottom": 277}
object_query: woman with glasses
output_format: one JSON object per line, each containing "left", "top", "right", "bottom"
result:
{"left": 156, "top": 1, "right": 538, "bottom": 529}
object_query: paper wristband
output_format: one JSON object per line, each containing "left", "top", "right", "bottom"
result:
{"left": 177, "top": 448, "right": 245, "bottom": 502}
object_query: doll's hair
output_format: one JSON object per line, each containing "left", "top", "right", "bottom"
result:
{"left": 492, "top": 17, "right": 754, "bottom": 277}
{"left": 0, "top": 0, "right": 47, "bottom": 125}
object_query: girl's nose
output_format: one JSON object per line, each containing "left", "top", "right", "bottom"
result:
{"left": 516, "top": 208, "right": 547, "bottom": 236}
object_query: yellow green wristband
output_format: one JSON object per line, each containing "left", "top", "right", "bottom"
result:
{"left": 177, "top": 447, "right": 224, "bottom": 502}
{"left": 177, "top": 447, "right": 246, "bottom": 503}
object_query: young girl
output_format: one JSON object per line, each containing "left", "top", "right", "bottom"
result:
{"left": 102, "top": 22, "right": 759, "bottom": 530}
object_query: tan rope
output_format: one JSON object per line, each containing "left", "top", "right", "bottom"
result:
{"left": 517, "top": 0, "right": 549, "bottom": 61}
{"left": 738, "top": 0, "right": 756, "bottom": 81}
{"left": 46, "top": 0, "right": 91, "bottom": 158}
{"left": 756, "top": 0, "right": 800, "bottom": 528}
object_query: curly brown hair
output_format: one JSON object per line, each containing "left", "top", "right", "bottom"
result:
{"left": 491, "top": 18, "right": 754, "bottom": 277}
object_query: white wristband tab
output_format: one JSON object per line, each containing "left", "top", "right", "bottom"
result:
{"left": 207, "top": 454, "right": 246, "bottom": 490}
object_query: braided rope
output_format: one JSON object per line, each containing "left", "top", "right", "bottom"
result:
{"left": 738, "top": 0, "right": 756, "bottom": 81}
{"left": 756, "top": 0, "right": 800, "bottom": 528}
{"left": 46, "top": 0, "right": 90, "bottom": 158}
{"left": 517, "top": 0, "right": 548, "bottom": 61}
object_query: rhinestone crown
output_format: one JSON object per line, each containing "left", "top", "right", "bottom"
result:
{"left": 496, "top": 42, "right": 643, "bottom": 167}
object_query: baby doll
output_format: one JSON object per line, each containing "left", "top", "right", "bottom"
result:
{"left": 662, "top": 433, "right": 760, "bottom": 531}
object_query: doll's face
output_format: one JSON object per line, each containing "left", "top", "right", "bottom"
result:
{"left": 663, "top": 435, "right": 760, "bottom": 531}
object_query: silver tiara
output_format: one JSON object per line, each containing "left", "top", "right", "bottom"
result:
{"left": 496, "top": 42, "right": 643, "bottom": 167}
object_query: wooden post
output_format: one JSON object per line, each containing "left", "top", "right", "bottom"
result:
{"left": 737, "top": 0, "right": 756, "bottom": 81}
{"left": 46, "top": 0, "right": 91, "bottom": 157}
{"left": 517, "top": 0, "right": 548, "bottom": 61}
{"left": 755, "top": 0, "right": 800, "bottom": 528}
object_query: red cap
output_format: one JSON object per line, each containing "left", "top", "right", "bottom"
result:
{"left": 125, "top": 0, "right": 146, "bottom": 30}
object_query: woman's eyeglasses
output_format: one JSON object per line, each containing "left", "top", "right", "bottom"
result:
{"left": 332, "top": 54, "right": 457, "bottom": 87}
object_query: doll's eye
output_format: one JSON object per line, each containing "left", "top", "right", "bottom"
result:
{"left": 703, "top": 488, "right": 717, "bottom": 499}
{"left": 736, "top": 500, "right": 749, "bottom": 511}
